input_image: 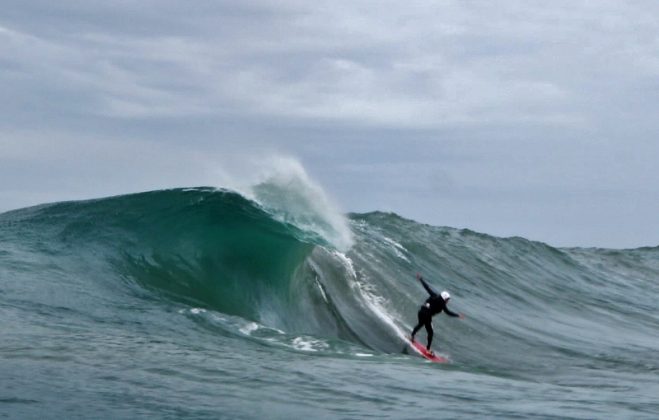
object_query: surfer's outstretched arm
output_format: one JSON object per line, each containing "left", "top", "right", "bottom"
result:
{"left": 444, "top": 306, "right": 460, "bottom": 317}
{"left": 416, "top": 273, "right": 438, "bottom": 297}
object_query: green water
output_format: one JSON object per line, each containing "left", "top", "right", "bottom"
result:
{"left": 1, "top": 188, "right": 658, "bottom": 418}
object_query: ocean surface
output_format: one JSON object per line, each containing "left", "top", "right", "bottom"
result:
{"left": 1, "top": 181, "right": 658, "bottom": 419}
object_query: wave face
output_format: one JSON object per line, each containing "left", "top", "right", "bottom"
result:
{"left": 1, "top": 186, "right": 658, "bottom": 418}
{"left": 349, "top": 212, "right": 659, "bottom": 373}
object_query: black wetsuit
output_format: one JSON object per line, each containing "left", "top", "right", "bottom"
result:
{"left": 411, "top": 277, "right": 459, "bottom": 351}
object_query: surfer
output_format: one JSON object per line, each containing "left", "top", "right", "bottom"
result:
{"left": 410, "top": 273, "right": 464, "bottom": 355}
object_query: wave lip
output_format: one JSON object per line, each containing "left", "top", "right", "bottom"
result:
{"left": 247, "top": 159, "right": 353, "bottom": 252}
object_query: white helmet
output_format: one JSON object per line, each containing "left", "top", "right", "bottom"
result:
{"left": 440, "top": 291, "right": 451, "bottom": 301}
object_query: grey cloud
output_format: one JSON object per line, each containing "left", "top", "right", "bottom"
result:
{"left": 1, "top": 1, "right": 658, "bottom": 248}
{"left": 6, "top": 1, "right": 653, "bottom": 127}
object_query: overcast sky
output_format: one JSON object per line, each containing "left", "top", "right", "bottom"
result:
{"left": 1, "top": 0, "right": 658, "bottom": 248}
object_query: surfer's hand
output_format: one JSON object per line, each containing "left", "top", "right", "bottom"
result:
{"left": 459, "top": 314, "right": 465, "bottom": 319}
{"left": 416, "top": 272, "right": 422, "bottom": 280}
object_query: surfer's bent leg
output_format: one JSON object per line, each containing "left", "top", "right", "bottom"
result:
{"left": 424, "top": 320, "right": 433, "bottom": 350}
{"left": 412, "top": 308, "right": 432, "bottom": 340}
{"left": 411, "top": 310, "right": 425, "bottom": 339}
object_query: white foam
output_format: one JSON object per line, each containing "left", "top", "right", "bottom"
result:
{"left": 332, "top": 250, "right": 357, "bottom": 279}
{"left": 292, "top": 336, "right": 328, "bottom": 352}
{"left": 239, "top": 322, "right": 259, "bottom": 335}
{"left": 382, "top": 236, "right": 411, "bottom": 263}
{"left": 358, "top": 280, "right": 408, "bottom": 342}
{"left": 333, "top": 252, "right": 409, "bottom": 343}
{"left": 315, "top": 279, "right": 329, "bottom": 303}
{"left": 207, "top": 155, "right": 353, "bottom": 251}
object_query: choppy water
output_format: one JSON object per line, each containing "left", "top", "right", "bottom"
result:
{"left": 1, "top": 185, "right": 658, "bottom": 419}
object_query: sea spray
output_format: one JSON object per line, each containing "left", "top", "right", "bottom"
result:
{"left": 205, "top": 155, "right": 353, "bottom": 251}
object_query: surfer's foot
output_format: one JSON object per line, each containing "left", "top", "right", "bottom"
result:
{"left": 426, "top": 348, "right": 434, "bottom": 356}
{"left": 410, "top": 335, "right": 415, "bottom": 342}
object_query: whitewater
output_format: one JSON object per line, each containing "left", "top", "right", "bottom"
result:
{"left": 1, "top": 176, "right": 658, "bottom": 418}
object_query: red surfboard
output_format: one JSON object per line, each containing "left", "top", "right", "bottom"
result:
{"left": 408, "top": 338, "right": 448, "bottom": 363}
